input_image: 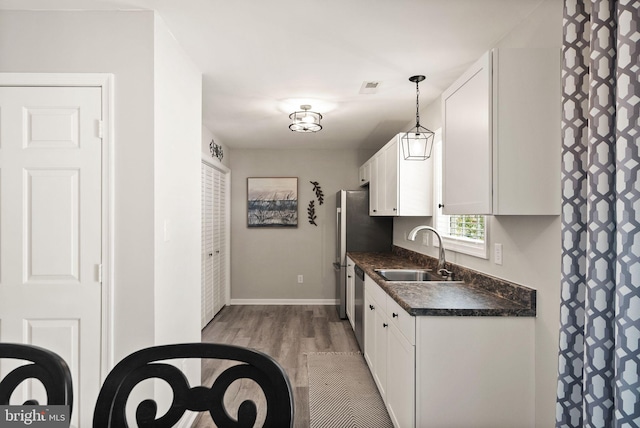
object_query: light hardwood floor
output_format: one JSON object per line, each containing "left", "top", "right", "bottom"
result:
{"left": 193, "top": 305, "right": 360, "bottom": 428}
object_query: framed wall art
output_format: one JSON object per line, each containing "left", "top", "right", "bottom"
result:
{"left": 247, "top": 177, "right": 298, "bottom": 227}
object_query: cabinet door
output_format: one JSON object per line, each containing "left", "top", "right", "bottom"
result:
{"left": 397, "top": 137, "right": 433, "bottom": 216}
{"left": 387, "top": 323, "right": 415, "bottom": 428}
{"left": 442, "top": 52, "right": 492, "bottom": 214}
{"left": 373, "top": 308, "right": 388, "bottom": 400}
{"left": 492, "top": 48, "right": 561, "bottom": 215}
{"left": 359, "top": 161, "right": 371, "bottom": 187}
{"left": 369, "top": 155, "right": 381, "bottom": 215}
{"left": 364, "top": 292, "right": 377, "bottom": 370}
{"left": 346, "top": 259, "right": 355, "bottom": 329}
{"left": 382, "top": 140, "right": 398, "bottom": 215}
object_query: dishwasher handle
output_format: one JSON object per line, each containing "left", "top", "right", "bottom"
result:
{"left": 354, "top": 265, "right": 365, "bottom": 281}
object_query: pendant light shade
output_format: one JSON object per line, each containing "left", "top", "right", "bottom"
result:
{"left": 289, "top": 105, "right": 323, "bottom": 133}
{"left": 401, "top": 75, "right": 435, "bottom": 160}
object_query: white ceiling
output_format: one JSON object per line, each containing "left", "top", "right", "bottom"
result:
{"left": 0, "top": 0, "right": 544, "bottom": 150}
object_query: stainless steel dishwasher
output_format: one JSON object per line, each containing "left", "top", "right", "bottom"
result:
{"left": 354, "top": 265, "right": 365, "bottom": 352}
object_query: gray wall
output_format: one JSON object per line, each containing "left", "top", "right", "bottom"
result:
{"left": 229, "top": 148, "right": 373, "bottom": 301}
{"left": 393, "top": 0, "right": 562, "bottom": 426}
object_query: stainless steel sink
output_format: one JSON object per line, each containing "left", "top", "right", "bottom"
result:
{"left": 375, "top": 269, "right": 441, "bottom": 282}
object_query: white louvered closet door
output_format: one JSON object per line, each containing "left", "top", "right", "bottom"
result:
{"left": 201, "top": 164, "right": 214, "bottom": 328}
{"left": 201, "top": 161, "right": 228, "bottom": 328}
{"left": 212, "top": 167, "right": 226, "bottom": 316}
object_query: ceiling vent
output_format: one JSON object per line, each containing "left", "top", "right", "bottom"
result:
{"left": 359, "top": 81, "right": 381, "bottom": 94}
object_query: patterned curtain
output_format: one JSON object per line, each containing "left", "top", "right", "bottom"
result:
{"left": 557, "top": 0, "right": 640, "bottom": 427}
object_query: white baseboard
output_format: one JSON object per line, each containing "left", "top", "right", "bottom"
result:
{"left": 229, "top": 298, "right": 339, "bottom": 306}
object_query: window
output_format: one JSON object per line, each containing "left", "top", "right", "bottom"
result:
{"left": 433, "top": 130, "right": 488, "bottom": 259}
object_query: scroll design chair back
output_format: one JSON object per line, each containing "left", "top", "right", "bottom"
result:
{"left": 93, "top": 343, "right": 294, "bottom": 428}
{"left": 0, "top": 343, "right": 73, "bottom": 410}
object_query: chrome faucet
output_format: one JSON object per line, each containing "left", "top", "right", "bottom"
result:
{"left": 407, "top": 225, "right": 450, "bottom": 277}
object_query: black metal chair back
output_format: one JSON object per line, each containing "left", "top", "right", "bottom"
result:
{"left": 0, "top": 342, "right": 73, "bottom": 410}
{"left": 93, "top": 343, "right": 294, "bottom": 428}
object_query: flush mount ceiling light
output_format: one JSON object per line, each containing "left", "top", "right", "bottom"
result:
{"left": 401, "top": 75, "right": 435, "bottom": 160}
{"left": 289, "top": 105, "right": 323, "bottom": 133}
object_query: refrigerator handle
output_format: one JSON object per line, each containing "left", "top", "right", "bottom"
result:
{"left": 336, "top": 207, "right": 341, "bottom": 263}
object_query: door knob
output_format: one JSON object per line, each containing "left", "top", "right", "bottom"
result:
{"left": 383, "top": 323, "right": 388, "bottom": 328}
{"left": 369, "top": 305, "right": 374, "bottom": 310}
{"left": 392, "top": 313, "right": 398, "bottom": 318}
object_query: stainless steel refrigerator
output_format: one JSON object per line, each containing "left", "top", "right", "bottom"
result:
{"left": 333, "top": 190, "right": 392, "bottom": 323}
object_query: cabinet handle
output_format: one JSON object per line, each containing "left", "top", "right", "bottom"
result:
{"left": 392, "top": 313, "right": 398, "bottom": 318}
{"left": 208, "top": 253, "right": 213, "bottom": 257}
{"left": 438, "top": 203, "right": 444, "bottom": 208}
{"left": 361, "top": 178, "right": 365, "bottom": 181}
{"left": 383, "top": 323, "right": 388, "bottom": 328}
{"left": 393, "top": 208, "right": 397, "bottom": 211}
{"left": 373, "top": 209, "right": 377, "bottom": 212}
{"left": 347, "top": 275, "right": 352, "bottom": 278}
{"left": 369, "top": 304, "right": 375, "bottom": 310}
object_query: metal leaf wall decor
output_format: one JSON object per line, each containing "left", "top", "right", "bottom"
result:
{"left": 310, "top": 181, "right": 324, "bottom": 205}
{"left": 209, "top": 139, "right": 223, "bottom": 161}
{"left": 307, "top": 200, "right": 317, "bottom": 226}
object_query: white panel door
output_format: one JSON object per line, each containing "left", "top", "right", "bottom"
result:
{"left": 0, "top": 86, "right": 103, "bottom": 427}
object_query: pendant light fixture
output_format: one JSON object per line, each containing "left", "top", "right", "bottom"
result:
{"left": 289, "top": 105, "right": 323, "bottom": 133}
{"left": 401, "top": 75, "right": 435, "bottom": 160}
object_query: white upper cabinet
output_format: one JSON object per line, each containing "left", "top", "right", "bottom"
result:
{"left": 366, "top": 134, "right": 433, "bottom": 217}
{"left": 442, "top": 52, "right": 492, "bottom": 214}
{"left": 359, "top": 159, "right": 372, "bottom": 186}
{"left": 441, "top": 48, "right": 561, "bottom": 215}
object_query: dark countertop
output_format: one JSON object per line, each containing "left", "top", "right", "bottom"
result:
{"left": 348, "top": 251, "right": 536, "bottom": 317}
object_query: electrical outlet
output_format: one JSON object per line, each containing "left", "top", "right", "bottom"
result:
{"left": 297, "top": 275, "right": 304, "bottom": 284}
{"left": 494, "top": 243, "right": 503, "bottom": 265}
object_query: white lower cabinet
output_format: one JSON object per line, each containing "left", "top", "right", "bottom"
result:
{"left": 386, "top": 322, "right": 415, "bottom": 428}
{"left": 364, "top": 275, "right": 415, "bottom": 428}
{"left": 373, "top": 306, "right": 389, "bottom": 399}
{"left": 364, "top": 290, "right": 377, "bottom": 368}
{"left": 363, "top": 273, "right": 534, "bottom": 428}
{"left": 415, "top": 317, "right": 535, "bottom": 427}
{"left": 346, "top": 257, "right": 355, "bottom": 329}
